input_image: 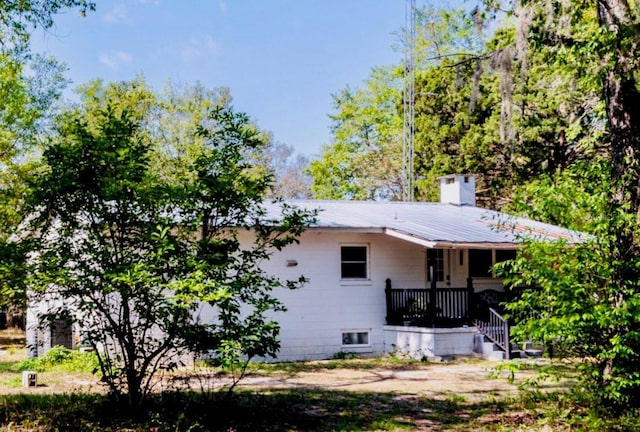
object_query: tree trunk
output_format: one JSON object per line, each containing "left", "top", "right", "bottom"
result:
{"left": 596, "top": 0, "right": 640, "bottom": 399}
{"left": 598, "top": 0, "right": 640, "bottom": 283}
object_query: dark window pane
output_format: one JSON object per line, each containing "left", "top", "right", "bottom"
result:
{"left": 341, "top": 246, "right": 367, "bottom": 262}
{"left": 469, "top": 249, "right": 493, "bottom": 277}
{"left": 496, "top": 249, "right": 517, "bottom": 263}
{"left": 342, "top": 262, "right": 367, "bottom": 279}
{"left": 341, "top": 246, "right": 367, "bottom": 279}
{"left": 342, "top": 332, "right": 369, "bottom": 345}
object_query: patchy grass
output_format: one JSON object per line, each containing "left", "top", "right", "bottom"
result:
{"left": 1, "top": 388, "right": 640, "bottom": 431}
{"left": 0, "top": 329, "right": 635, "bottom": 431}
{"left": 0, "top": 331, "right": 101, "bottom": 394}
{"left": 241, "top": 354, "right": 491, "bottom": 378}
{"left": 242, "top": 355, "right": 427, "bottom": 376}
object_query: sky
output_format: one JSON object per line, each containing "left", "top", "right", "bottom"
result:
{"left": 29, "top": 0, "right": 416, "bottom": 158}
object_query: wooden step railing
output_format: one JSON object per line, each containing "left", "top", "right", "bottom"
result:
{"left": 475, "top": 307, "right": 511, "bottom": 359}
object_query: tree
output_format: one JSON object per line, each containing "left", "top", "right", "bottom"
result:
{"left": 1, "top": 0, "right": 95, "bottom": 53}
{"left": 307, "top": 7, "right": 495, "bottom": 202}
{"left": 26, "top": 86, "right": 314, "bottom": 407}
{"left": 308, "top": 66, "right": 403, "bottom": 200}
{"left": 258, "top": 140, "right": 311, "bottom": 199}
{"left": 484, "top": 0, "right": 640, "bottom": 410}
{"left": 0, "top": 52, "right": 70, "bottom": 321}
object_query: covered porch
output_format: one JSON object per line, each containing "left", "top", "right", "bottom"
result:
{"left": 383, "top": 278, "right": 516, "bottom": 359}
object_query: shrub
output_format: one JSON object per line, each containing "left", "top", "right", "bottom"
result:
{"left": 15, "top": 346, "right": 99, "bottom": 373}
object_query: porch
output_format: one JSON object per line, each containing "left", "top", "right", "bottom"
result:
{"left": 383, "top": 278, "right": 516, "bottom": 359}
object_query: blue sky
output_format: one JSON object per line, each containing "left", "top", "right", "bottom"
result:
{"left": 30, "top": 1, "right": 457, "bottom": 157}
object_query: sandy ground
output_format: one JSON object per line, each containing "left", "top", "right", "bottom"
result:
{"left": 171, "top": 359, "right": 560, "bottom": 403}
{"left": 0, "top": 326, "right": 560, "bottom": 401}
{"left": 243, "top": 365, "right": 512, "bottom": 400}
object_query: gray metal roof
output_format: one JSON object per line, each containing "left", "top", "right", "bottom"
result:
{"left": 276, "top": 200, "right": 584, "bottom": 248}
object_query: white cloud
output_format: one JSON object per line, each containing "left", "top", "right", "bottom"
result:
{"left": 137, "top": 0, "right": 160, "bottom": 4}
{"left": 103, "top": 4, "right": 129, "bottom": 24}
{"left": 99, "top": 51, "right": 133, "bottom": 70}
{"left": 180, "top": 35, "right": 221, "bottom": 63}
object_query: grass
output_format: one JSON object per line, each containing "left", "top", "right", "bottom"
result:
{"left": 1, "top": 387, "right": 639, "bottom": 431}
{"left": 0, "top": 388, "right": 518, "bottom": 431}
{"left": 0, "top": 329, "right": 638, "bottom": 431}
{"left": 241, "top": 354, "right": 428, "bottom": 376}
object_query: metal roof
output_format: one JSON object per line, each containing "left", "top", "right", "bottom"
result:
{"left": 275, "top": 200, "right": 584, "bottom": 249}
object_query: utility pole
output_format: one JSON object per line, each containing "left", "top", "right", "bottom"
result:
{"left": 403, "top": 0, "right": 416, "bottom": 202}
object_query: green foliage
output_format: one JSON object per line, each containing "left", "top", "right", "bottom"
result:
{"left": 309, "top": 4, "right": 605, "bottom": 209}
{"left": 0, "top": 0, "right": 95, "bottom": 53}
{"left": 25, "top": 82, "right": 315, "bottom": 408}
{"left": 0, "top": 51, "right": 70, "bottom": 311}
{"left": 15, "top": 346, "right": 98, "bottom": 373}
{"left": 308, "top": 66, "right": 403, "bottom": 200}
{"left": 481, "top": 0, "right": 640, "bottom": 412}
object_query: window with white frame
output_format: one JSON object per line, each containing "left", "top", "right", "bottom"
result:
{"left": 341, "top": 331, "right": 370, "bottom": 346}
{"left": 427, "top": 248, "right": 445, "bottom": 282}
{"left": 340, "top": 245, "right": 368, "bottom": 279}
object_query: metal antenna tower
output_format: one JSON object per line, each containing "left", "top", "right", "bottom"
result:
{"left": 402, "top": 0, "right": 416, "bottom": 202}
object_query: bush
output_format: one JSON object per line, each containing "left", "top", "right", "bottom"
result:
{"left": 15, "top": 346, "right": 99, "bottom": 373}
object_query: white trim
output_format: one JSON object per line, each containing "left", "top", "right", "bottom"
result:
{"left": 339, "top": 279, "right": 372, "bottom": 286}
{"left": 384, "top": 228, "right": 437, "bottom": 248}
{"left": 339, "top": 243, "right": 370, "bottom": 280}
{"left": 341, "top": 329, "right": 371, "bottom": 348}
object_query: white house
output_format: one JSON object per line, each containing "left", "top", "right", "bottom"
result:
{"left": 225, "top": 174, "right": 582, "bottom": 361}
{"left": 27, "top": 174, "right": 581, "bottom": 361}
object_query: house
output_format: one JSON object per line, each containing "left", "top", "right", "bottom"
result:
{"left": 234, "top": 174, "right": 581, "bottom": 361}
{"left": 26, "top": 174, "right": 581, "bottom": 361}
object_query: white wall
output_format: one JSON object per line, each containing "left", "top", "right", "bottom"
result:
{"left": 253, "top": 230, "right": 427, "bottom": 361}
{"left": 383, "top": 326, "right": 477, "bottom": 359}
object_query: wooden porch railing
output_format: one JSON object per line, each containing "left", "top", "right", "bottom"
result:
{"left": 384, "top": 278, "right": 474, "bottom": 328}
{"left": 384, "top": 278, "right": 517, "bottom": 358}
{"left": 474, "top": 307, "right": 511, "bottom": 359}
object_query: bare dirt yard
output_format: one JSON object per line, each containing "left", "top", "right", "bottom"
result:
{"left": 0, "top": 329, "right": 582, "bottom": 431}
{"left": 233, "top": 360, "right": 546, "bottom": 402}
{"left": 0, "top": 325, "right": 558, "bottom": 401}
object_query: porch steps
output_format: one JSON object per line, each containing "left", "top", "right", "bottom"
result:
{"left": 513, "top": 341, "right": 544, "bottom": 359}
{"left": 474, "top": 334, "right": 543, "bottom": 360}
{"left": 474, "top": 334, "right": 505, "bottom": 360}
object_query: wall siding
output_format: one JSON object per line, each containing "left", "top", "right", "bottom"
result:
{"left": 250, "top": 230, "right": 427, "bottom": 361}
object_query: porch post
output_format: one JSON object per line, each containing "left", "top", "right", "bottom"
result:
{"left": 385, "top": 278, "right": 392, "bottom": 325}
{"left": 467, "top": 277, "right": 474, "bottom": 322}
{"left": 429, "top": 266, "right": 436, "bottom": 326}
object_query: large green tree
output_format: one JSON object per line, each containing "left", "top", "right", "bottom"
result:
{"left": 485, "top": 0, "right": 640, "bottom": 410}
{"left": 308, "top": 4, "right": 603, "bottom": 208}
{"left": 0, "top": 51, "right": 71, "bottom": 319}
{"left": 26, "top": 85, "right": 314, "bottom": 407}
{"left": 0, "top": 0, "right": 96, "bottom": 323}
{"left": 307, "top": 66, "right": 403, "bottom": 200}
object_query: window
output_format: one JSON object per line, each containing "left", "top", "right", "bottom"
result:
{"left": 496, "top": 249, "right": 517, "bottom": 263}
{"left": 469, "top": 249, "right": 518, "bottom": 278}
{"left": 341, "top": 245, "right": 368, "bottom": 279}
{"left": 427, "top": 248, "right": 445, "bottom": 282}
{"left": 469, "top": 249, "right": 493, "bottom": 278}
{"left": 342, "top": 331, "right": 369, "bottom": 346}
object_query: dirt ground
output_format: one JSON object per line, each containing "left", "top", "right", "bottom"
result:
{"left": 0, "top": 327, "right": 558, "bottom": 401}
{"left": 237, "top": 360, "right": 552, "bottom": 401}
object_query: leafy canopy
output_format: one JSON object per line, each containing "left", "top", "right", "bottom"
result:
{"left": 26, "top": 80, "right": 315, "bottom": 408}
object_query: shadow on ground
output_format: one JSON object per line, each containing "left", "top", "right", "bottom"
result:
{"left": 0, "top": 388, "right": 535, "bottom": 431}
